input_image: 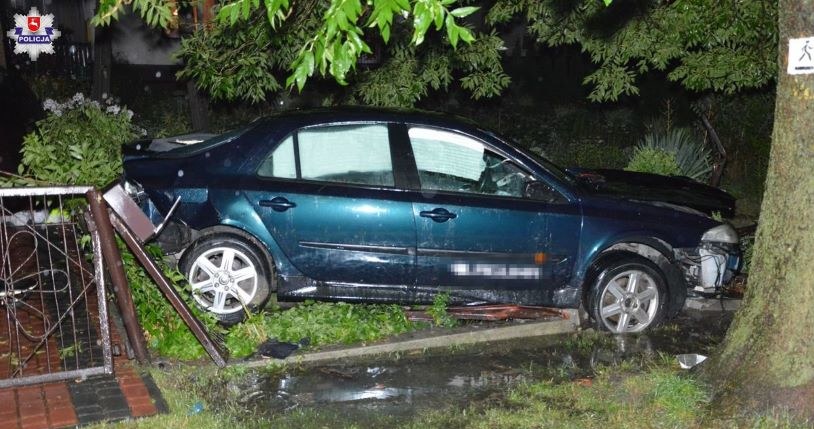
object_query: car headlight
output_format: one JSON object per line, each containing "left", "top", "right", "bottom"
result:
{"left": 123, "top": 179, "right": 145, "bottom": 201}
{"left": 701, "top": 224, "right": 738, "bottom": 244}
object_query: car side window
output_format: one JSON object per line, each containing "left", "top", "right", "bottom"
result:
{"left": 257, "top": 135, "right": 296, "bottom": 178}
{"left": 258, "top": 124, "right": 395, "bottom": 187}
{"left": 408, "top": 127, "right": 528, "bottom": 198}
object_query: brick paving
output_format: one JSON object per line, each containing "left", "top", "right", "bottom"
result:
{"left": 0, "top": 357, "right": 167, "bottom": 429}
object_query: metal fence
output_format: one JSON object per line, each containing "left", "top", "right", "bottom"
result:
{"left": 4, "top": 40, "right": 93, "bottom": 80}
{"left": 0, "top": 186, "right": 112, "bottom": 388}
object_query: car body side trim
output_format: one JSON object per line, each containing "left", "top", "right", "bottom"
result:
{"left": 416, "top": 248, "right": 535, "bottom": 260}
{"left": 298, "top": 240, "right": 412, "bottom": 255}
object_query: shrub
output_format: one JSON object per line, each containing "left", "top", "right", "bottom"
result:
{"left": 626, "top": 146, "right": 681, "bottom": 177}
{"left": 626, "top": 128, "right": 711, "bottom": 181}
{"left": 23, "top": 75, "right": 89, "bottom": 101}
{"left": 559, "top": 141, "right": 629, "bottom": 169}
{"left": 17, "top": 93, "right": 139, "bottom": 187}
{"left": 12, "top": 95, "right": 218, "bottom": 359}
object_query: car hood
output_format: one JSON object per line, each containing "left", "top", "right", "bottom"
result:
{"left": 566, "top": 168, "right": 736, "bottom": 218}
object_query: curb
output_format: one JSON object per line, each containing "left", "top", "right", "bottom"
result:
{"left": 240, "top": 311, "right": 580, "bottom": 369}
{"left": 684, "top": 297, "right": 741, "bottom": 312}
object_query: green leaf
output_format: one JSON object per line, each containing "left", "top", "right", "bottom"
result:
{"left": 241, "top": 0, "right": 250, "bottom": 20}
{"left": 267, "top": 5, "right": 277, "bottom": 27}
{"left": 411, "top": 2, "right": 432, "bottom": 45}
{"left": 458, "top": 26, "right": 474, "bottom": 43}
{"left": 315, "top": 42, "right": 327, "bottom": 74}
{"left": 230, "top": 2, "right": 240, "bottom": 24}
{"left": 303, "top": 50, "right": 315, "bottom": 76}
{"left": 446, "top": 15, "right": 459, "bottom": 48}
{"left": 450, "top": 6, "right": 479, "bottom": 18}
{"left": 433, "top": 3, "right": 444, "bottom": 29}
{"left": 381, "top": 23, "right": 391, "bottom": 43}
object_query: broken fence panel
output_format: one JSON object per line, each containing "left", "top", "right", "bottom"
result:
{"left": 0, "top": 186, "right": 113, "bottom": 388}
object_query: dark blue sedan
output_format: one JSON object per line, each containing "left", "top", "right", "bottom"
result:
{"left": 122, "top": 108, "right": 740, "bottom": 332}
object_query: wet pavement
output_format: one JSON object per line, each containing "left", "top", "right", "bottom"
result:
{"left": 203, "top": 307, "right": 733, "bottom": 426}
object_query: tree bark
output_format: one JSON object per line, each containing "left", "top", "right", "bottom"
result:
{"left": 187, "top": 80, "right": 209, "bottom": 132}
{"left": 91, "top": 28, "right": 112, "bottom": 101}
{"left": 708, "top": 0, "right": 814, "bottom": 418}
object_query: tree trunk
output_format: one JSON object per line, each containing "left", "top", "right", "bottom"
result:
{"left": 707, "top": 0, "right": 814, "bottom": 418}
{"left": 187, "top": 78, "right": 209, "bottom": 132}
{"left": 91, "top": 28, "right": 112, "bottom": 101}
{"left": 185, "top": 0, "right": 214, "bottom": 132}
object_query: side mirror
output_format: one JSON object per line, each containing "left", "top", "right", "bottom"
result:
{"left": 525, "top": 181, "right": 563, "bottom": 203}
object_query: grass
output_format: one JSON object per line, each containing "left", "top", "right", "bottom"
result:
{"left": 426, "top": 292, "right": 457, "bottom": 328}
{"left": 82, "top": 331, "right": 811, "bottom": 429}
{"left": 560, "top": 329, "right": 617, "bottom": 353}
{"left": 415, "top": 371, "right": 704, "bottom": 428}
{"left": 225, "top": 300, "right": 420, "bottom": 358}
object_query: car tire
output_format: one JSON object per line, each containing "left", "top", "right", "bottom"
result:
{"left": 179, "top": 233, "right": 271, "bottom": 325}
{"left": 588, "top": 255, "right": 668, "bottom": 334}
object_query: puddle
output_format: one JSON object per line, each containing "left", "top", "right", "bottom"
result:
{"left": 207, "top": 309, "right": 732, "bottom": 425}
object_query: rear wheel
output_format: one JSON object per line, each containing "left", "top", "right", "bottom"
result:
{"left": 179, "top": 234, "right": 271, "bottom": 325}
{"left": 588, "top": 256, "right": 668, "bottom": 333}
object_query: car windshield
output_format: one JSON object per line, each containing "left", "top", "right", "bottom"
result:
{"left": 483, "top": 131, "right": 577, "bottom": 187}
{"left": 161, "top": 123, "right": 255, "bottom": 157}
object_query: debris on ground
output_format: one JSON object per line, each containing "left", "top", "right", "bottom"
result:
{"left": 257, "top": 337, "right": 311, "bottom": 359}
{"left": 676, "top": 353, "right": 708, "bottom": 369}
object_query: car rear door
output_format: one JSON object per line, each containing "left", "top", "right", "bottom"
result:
{"left": 403, "top": 125, "right": 581, "bottom": 306}
{"left": 243, "top": 122, "right": 417, "bottom": 289}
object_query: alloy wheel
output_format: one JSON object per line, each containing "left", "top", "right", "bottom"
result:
{"left": 598, "top": 269, "right": 660, "bottom": 333}
{"left": 187, "top": 246, "right": 259, "bottom": 315}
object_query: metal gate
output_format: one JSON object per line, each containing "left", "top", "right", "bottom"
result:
{"left": 0, "top": 186, "right": 112, "bottom": 388}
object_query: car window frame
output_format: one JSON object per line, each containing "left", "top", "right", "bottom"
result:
{"left": 254, "top": 121, "right": 408, "bottom": 190}
{"left": 400, "top": 124, "right": 569, "bottom": 203}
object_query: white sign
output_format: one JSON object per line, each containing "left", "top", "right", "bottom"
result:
{"left": 788, "top": 37, "right": 814, "bottom": 75}
{"left": 5, "top": 7, "right": 61, "bottom": 61}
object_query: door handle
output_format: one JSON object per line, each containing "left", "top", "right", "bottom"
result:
{"left": 419, "top": 208, "right": 457, "bottom": 223}
{"left": 259, "top": 197, "right": 297, "bottom": 212}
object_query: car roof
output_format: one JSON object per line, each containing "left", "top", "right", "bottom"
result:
{"left": 258, "top": 106, "right": 484, "bottom": 134}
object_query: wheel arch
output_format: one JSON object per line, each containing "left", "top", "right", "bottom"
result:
{"left": 581, "top": 238, "right": 686, "bottom": 319}
{"left": 187, "top": 224, "right": 279, "bottom": 292}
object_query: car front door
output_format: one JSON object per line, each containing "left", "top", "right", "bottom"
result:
{"left": 243, "top": 123, "right": 416, "bottom": 291}
{"left": 405, "top": 126, "right": 581, "bottom": 306}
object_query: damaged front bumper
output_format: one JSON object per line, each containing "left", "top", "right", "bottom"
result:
{"left": 676, "top": 224, "right": 741, "bottom": 295}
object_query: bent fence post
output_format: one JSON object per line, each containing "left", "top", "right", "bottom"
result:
{"left": 86, "top": 189, "right": 150, "bottom": 363}
{"left": 108, "top": 215, "right": 227, "bottom": 367}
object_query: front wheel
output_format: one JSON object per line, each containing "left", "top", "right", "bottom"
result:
{"left": 588, "top": 256, "right": 668, "bottom": 334}
{"left": 179, "top": 234, "right": 271, "bottom": 325}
